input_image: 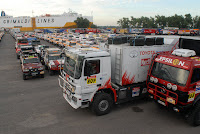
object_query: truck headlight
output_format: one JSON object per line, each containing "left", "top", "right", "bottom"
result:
{"left": 71, "top": 86, "right": 76, "bottom": 93}
{"left": 72, "top": 96, "right": 77, "bottom": 102}
{"left": 167, "top": 83, "right": 172, "bottom": 89}
{"left": 154, "top": 78, "right": 158, "bottom": 83}
{"left": 172, "top": 85, "right": 177, "bottom": 91}
{"left": 24, "top": 69, "right": 29, "bottom": 72}
{"left": 150, "top": 77, "right": 154, "bottom": 82}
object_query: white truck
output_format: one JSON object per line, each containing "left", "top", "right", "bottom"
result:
{"left": 44, "top": 48, "right": 64, "bottom": 75}
{"left": 58, "top": 36, "right": 179, "bottom": 115}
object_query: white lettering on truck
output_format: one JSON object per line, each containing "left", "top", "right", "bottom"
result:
{"left": 156, "top": 56, "right": 185, "bottom": 67}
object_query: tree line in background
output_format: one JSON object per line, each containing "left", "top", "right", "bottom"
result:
{"left": 74, "top": 17, "right": 97, "bottom": 28}
{"left": 117, "top": 14, "right": 200, "bottom": 29}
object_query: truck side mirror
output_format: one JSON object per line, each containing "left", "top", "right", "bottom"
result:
{"left": 61, "top": 53, "right": 65, "bottom": 57}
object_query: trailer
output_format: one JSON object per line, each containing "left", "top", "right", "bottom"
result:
{"left": 142, "top": 29, "right": 157, "bottom": 35}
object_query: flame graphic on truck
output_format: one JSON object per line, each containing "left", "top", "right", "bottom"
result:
{"left": 98, "top": 78, "right": 117, "bottom": 102}
{"left": 122, "top": 71, "right": 135, "bottom": 86}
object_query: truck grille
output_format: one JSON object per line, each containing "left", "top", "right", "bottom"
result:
{"left": 30, "top": 68, "right": 38, "bottom": 72}
{"left": 149, "top": 82, "right": 188, "bottom": 103}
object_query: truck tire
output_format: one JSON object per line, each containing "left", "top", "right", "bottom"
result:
{"left": 40, "top": 74, "right": 44, "bottom": 78}
{"left": 49, "top": 70, "right": 54, "bottom": 76}
{"left": 187, "top": 101, "right": 200, "bottom": 126}
{"left": 91, "top": 93, "right": 113, "bottom": 116}
{"left": 23, "top": 74, "right": 27, "bottom": 80}
{"left": 45, "top": 65, "right": 48, "bottom": 70}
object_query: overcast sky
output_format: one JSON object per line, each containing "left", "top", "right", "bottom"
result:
{"left": 0, "top": 0, "right": 200, "bottom": 26}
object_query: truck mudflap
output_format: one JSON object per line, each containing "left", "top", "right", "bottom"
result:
{"left": 148, "top": 83, "right": 178, "bottom": 106}
{"left": 58, "top": 75, "right": 82, "bottom": 109}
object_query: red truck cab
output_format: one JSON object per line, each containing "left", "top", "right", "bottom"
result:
{"left": 147, "top": 49, "right": 200, "bottom": 126}
{"left": 16, "top": 39, "right": 29, "bottom": 59}
{"left": 21, "top": 56, "right": 44, "bottom": 80}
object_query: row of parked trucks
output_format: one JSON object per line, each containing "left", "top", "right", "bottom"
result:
{"left": 0, "top": 32, "right": 4, "bottom": 42}
{"left": 13, "top": 35, "right": 64, "bottom": 80}
{"left": 115, "top": 28, "right": 200, "bottom": 36}
{"left": 58, "top": 35, "right": 200, "bottom": 126}
{"left": 10, "top": 30, "right": 200, "bottom": 126}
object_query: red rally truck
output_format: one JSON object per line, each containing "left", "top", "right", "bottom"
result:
{"left": 147, "top": 49, "right": 200, "bottom": 126}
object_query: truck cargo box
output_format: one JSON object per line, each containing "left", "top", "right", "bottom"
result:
{"left": 179, "top": 37, "right": 200, "bottom": 56}
{"left": 110, "top": 37, "right": 179, "bottom": 86}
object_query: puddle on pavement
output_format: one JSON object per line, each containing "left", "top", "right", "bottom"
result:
{"left": 132, "top": 106, "right": 144, "bottom": 112}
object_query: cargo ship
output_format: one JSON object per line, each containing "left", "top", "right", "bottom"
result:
{"left": 0, "top": 11, "right": 93, "bottom": 31}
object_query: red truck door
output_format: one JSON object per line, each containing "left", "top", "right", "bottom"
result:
{"left": 189, "top": 68, "right": 200, "bottom": 102}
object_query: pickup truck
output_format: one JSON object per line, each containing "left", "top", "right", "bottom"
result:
{"left": 21, "top": 56, "right": 44, "bottom": 80}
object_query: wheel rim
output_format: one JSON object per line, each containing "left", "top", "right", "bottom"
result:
{"left": 98, "top": 100, "right": 109, "bottom": 112}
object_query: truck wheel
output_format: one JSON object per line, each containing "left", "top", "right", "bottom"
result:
{"left": 23, "top": 74, "right": 27, "bottom": 80}
{"left": 91, "top": 93, "right": 113, "bottom": 116}
{"left": 45, "top": 65, "right": 48, "bottom": 70}
{"left": 40, "top": 74, "right": 44, "bottom": 78}
{"left": 49, "top": 70, "right": 54, "bottom": 76}
{"left": 187, "top": 101, "right": 200, "bottom": 126}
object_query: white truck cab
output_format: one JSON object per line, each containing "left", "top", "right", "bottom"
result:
{"left": 59, "top": 48, "right": 112, "bottom": 112}
{"left": 44, "top": 48, "right": 63, "bottom": 75}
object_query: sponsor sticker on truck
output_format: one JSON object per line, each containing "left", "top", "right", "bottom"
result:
{"left": 155, "top": 56, "right": 189, "bottom": 69}
{"left": 141, "top": 58, "right": 151, "bottom": 66}
{"left": 132, "top": 87, "right": 140, "bottom": 97}
{"left": 196, "top": 85, "right": 200, "bottom": 94}
{"left": 87, "top": 76, "right": 96, "bottom": 84}
{"left": 188, "top": 90, "right": 195, "bottom": 102}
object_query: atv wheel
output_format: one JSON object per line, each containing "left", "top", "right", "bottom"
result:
{"left": 187, "top": 101, "right": 200, "bottom": 126}
{"left": 91, "top": 93, "right": 113, "bottom": 116}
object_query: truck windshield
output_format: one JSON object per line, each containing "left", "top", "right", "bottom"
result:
{"left": 18, "top": 40, "right": 28, "bottom": 43}
{"left": 32, "top": 41, "right": 40, "bottom": 44}
{"left": 63, "top": 52, "right": 84, "bottom": 79}
{"left": 49, "top": 56, "right": 60, "bottom": 60}
{"left": 21, "top": 47, "right": 33, "bottom": 51}
{"left": 24, "top": 58, "right": 39, "bottom": 64}
{"left": 151, "top": 62, "right": 189, "bottom": 86}
{"left": 70, "top": 43, "right": 76, "bottom": 46}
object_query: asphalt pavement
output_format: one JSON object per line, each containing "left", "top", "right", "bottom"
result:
{"left": 1, "top": 34, "right": 200, "bottom": 134}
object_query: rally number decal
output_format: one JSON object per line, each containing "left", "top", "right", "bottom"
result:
{"left": 188, "top": 91, "right": 195, "bottom": 102}
{"left": 87, "top": 76, "right": 96, "bottom": 84}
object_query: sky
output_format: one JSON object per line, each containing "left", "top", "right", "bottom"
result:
{"left": 0, "top": 0, "right": 200, "bottom": 26}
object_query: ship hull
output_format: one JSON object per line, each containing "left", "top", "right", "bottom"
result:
{"left": 0, "top": 14, "right": 93, "bottom": 31}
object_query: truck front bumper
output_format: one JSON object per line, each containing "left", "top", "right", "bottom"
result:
{"left": 58, "top": 75, "right": 82, "bottom": 109}
{"left": 62, "top": 90, "right": 82, "bottom": 109}
{"left": 24, "top": 70, "right": 44, "bottom": 76}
